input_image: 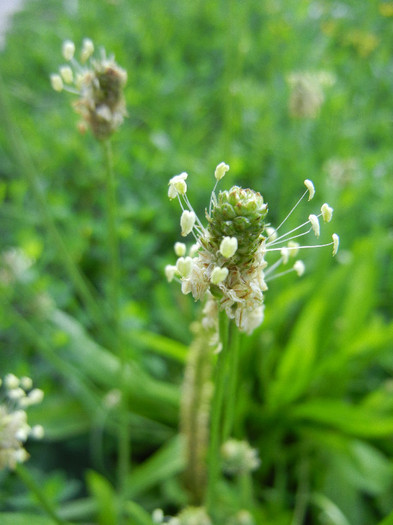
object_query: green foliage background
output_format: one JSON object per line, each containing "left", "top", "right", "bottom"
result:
{"left": 1, "top": 0, "right": 393, "bottom": 524}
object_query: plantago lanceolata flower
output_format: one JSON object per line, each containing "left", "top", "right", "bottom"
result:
{"left": 166, "top": 163, "right": 339, "bottom": 335}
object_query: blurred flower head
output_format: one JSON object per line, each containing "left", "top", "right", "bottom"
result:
{"left": 0, "top": 247, "right": 33, "bottom": 285}
{"left": 221, "top": 438, "right": 260, "bottom": 475}
{"left": 0, "top": 374, "right": 44, "bottom": 470}
{"left": 287, "top": 71, "right": 335, "bottom": 119}
{"left": 50, "top": 38, "right": 127, "bottom": 140}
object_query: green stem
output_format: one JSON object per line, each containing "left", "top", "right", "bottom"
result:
{"left": 291, "top": 453, "right": 310, "bottom": 525}
{"left": 223, "top": 323, "right": 240, "bottom": 441}
{"left": 102, "top": 139, "right": 120, "bottom": 332}
{"left": 205, "top": 310, "right": 230, "bottom": 512}
{"left": 0, "top": 74, "right": 106, "bottom": 335}
{"left": 238, "top": 471, "right": 253, "bottom": 510}
{"left": 101, "top": 140, "right": 130, "bottom": 520}
{"left": 15, "top": 463, "right": 67, "bottom": 524}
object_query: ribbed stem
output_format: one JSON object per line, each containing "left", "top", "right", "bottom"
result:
{"left": 181, "top": 323, "right": 213, "bottom": 504}
{"left": 223, "top": 323, "right": 240, "bottom": 441}
{"left": 205, "top": 310, "right": 230, "bottom": 513}
{"left": 101, "top": 140, "right": 130, "bottom": 521}
{"left": 102, "top": 139, "right": 120, "bottom": 331}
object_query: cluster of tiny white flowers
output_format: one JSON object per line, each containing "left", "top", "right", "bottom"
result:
{"left": 0, "top": 374, "right": 44, "bottom": 470}
{"left": 166, "top": 163, "right": 339, "bottom": 335}
{"left": 50, "top": 39, "right": 127, "bottom": 139}
{"left": 152, "top": 507, "right": 212, "bottom": 525}
{"left": 0, "top": 247, "right": 33, "bottom": 285}
{"left": 221, "top": 439, "right": 260, "bottom": 476}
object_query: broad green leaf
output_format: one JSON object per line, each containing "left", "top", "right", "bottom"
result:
{"left": 378, "top": 510, "right": 393, "bottom": 525}
{"left": 126, "top": 435, "right": 184, "bottom": 497}
{"left": 51, "top": 310, "right": 180, "bottom": 424}
{"left": 29, "top": 395, "right": 91, "bottom": 440}
{"left": 133, "top": 330, "right": 188, "bottom": 363}
{"left": 292, "top": 399, "right": 393, "bottom": 437}
{"left": 267, "top": 293, "right": 324, "bottom": 407}
{"left": 316, "top": 317, "right": 393, "bottom": 379}
{"left": 124, "top": 501, "right": 154, "bottom": 525}
{"left": 310, "top": 494, "right": 351, "bottom": 525}
{"left": 0, "top": 514, "right": 55, "bottom": 525}
{"left": 87, "top": 470, "right": 118, "bottom": 525}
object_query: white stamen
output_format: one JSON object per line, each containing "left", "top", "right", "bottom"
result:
{"left": 176, "top": 256, "right": 193, "bottom": 278}
{"left": 280, "top": 247, "right": 289, "bottom": 264}
{"left": 165, "top": 265, "right": 177, "bottom": 282}
{"left": 210, "top": 266, "right": 228, "bottom": 284}
{"left": 180, "top": 210, "right": 196, "bottom": 236}
{"left": 214, "top": 162, "right": 230, "bottom": 181}
{"left": 174, "top": 242, "right": 186, "bottom": 257}
{"left": 50, "top": 74, "right": 63, "bottom": 92}
{"left": 304, "top": 179, "right": 315, "bottom": 200}
{"left": 332, "top": 233, "right": 339, "bottom": 256}
{"left": 308, "top": 214, "right": 320, "bottom": 237}
{"left": 59, "top": 66, "right": 73, "bottom": 84}
{"left": 321, "top": 203, "right": 334, "bottom": 222}
{"left": 81, "top": 38, "right": 94, "bottom": 62}
{"left": 219, "top": 237, "right": 238, "bottom": 258}
{"left": 62, "top": 40, "right": 75, "bottom": 61}
{"left": 294, "top": 260, "right": 306, "bottom": 276}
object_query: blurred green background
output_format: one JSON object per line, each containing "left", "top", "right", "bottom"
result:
{"left": 1, "top": 0, "right": 393, "bottom": 524}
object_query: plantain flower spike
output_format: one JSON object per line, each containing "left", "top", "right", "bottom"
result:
{"left": 51, "top": 38, "right": 127, "bottom": 140}
{"left": 166, "top": 163, "right": 339, "bottom": 334}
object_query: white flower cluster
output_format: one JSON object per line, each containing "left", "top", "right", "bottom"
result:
{"left": 0, "top": 374, "right": 44, "bottom": 470}
{"left": 221, "top": 439, "right": 260, "bottom": 476}
{"left": 50, "top": 38, "right": 127, "bottom": 139}
{"left": 166, "top": 164, "right": 339, "bottom": 335}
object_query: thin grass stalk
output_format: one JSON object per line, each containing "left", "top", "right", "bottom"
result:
{"left": 102, "top": 139, "right": 131, "bottom": 518}
{"left": 0, "top": 74, "right": 107, "bottom": 336}
{"left": 16, "top": 463, "right": 68, "bottom": 525}
{"left": 102, "top": 139, "right": 120, "bottom": 331}
{"left": 9, "top": 306, "right": 102, "bottom": 413}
